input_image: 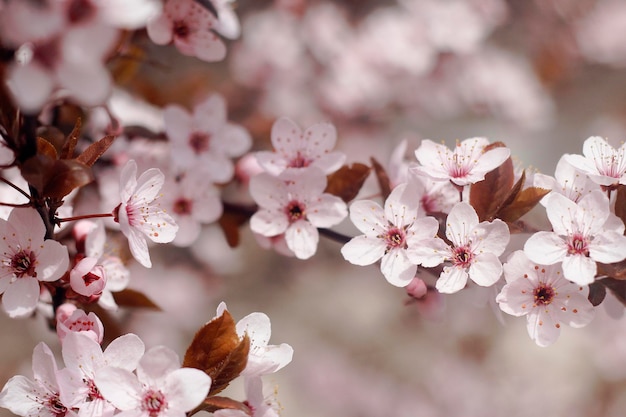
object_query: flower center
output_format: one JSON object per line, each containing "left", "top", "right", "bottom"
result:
{"left": 533, "top": 284, "right": 555, "bottom": 306}
{"left": 141, "top": 390, "right": 167, "bottom": 417}
{"left": 46, "top": 394, "right": 68, "bottom": 417}
{"left": 451, "top": 245, "right": 473, "bottom": 268}
{"left": 567, "top": 233, "right": 589, "bottom": 256}
{"left": 85, "top": 378, "right": 104, "bottom": 402}
{"left": 173, "top": 198, "right": 193, "bottom": 215}
{"left": 383, "top": 227, "right": 406, "bottom": 250}
{"left": 173, "top": 20, "right": 190, "bottom": 39}
{"left": 11, "top": 249, "right": 37, "bottom": 278}
{"left": 33, "top": 39, "right": 60, "bottom": 70}
{"left": 188, "top": 132, "right": 210, "bottom": 154}
{"left": 288, "top": 152, "right": 311, "bottom": 168}
{"left": 286, "top": 201, "right": 306, "bottom": 222}
{"left": 66, "top": 0, "right": 96, "bottom": 23}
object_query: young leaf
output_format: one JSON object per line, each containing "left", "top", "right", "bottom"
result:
{"left": 498, "top": 185, "right": 550, "bottom": 223}
{"left": 183, "top": 310, "right": 250, "bottom": 395}
{"left": 61, "top": 117, "right": 82, "bottom": 159}
{"left": 113, "top": 288, "right": 161, "bottom": 310}
{"left": 37, "top": 137, "right": 59, "bottom": 160}
{"left": 42, "top": 159, "right": 93, "bottom": 199}
{"left": 588, "top": 281, "right": 607, "bottom": 307}
{"left": 76, "top": 135, "right": 116, "bottom": 167}
{"left": 370, "top": 157, "right": 392, "bottom": 200}
{"left": 599, "top": 278, "right": 626, "bottom": 306}
{"left": 469, "top": 143, "right": 514, "bottom": 221}
{"left": 325, "top": 163, "right": 371, "bottom": 203}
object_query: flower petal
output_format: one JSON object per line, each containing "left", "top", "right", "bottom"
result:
{"left": 341, "top": 235, "right": 386, "bottom": 266}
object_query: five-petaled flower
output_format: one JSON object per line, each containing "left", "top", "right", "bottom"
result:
{"left": 524, "top": 190, "right": 626, "bottom": 285}
{"left": 409, "top": 202, "right": 510, "bottom": 294}
{"left": 341, "top": 183, "right": 440, "bottom": 287}
{"left": 564, "top": 136, "right": 626, "bottom": 188}
{"left": 114, "top": 159, "right": 178, "bottom": 268}
{"left": 412, "top": 138, "right": 510, "bottom": 188}
{"left": 496, "top": 251, "right": 594, "bottom": 347}
{"left": 250, "top": 168, "right": 347, "bottom": 260}
{"left": 0, "top": 208, "right": 69, "bottom": 318}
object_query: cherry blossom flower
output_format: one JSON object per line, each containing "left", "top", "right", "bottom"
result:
{"left": 341, "top": 183, "right": 441, "bottom": 287}
{"left": 412, "top": 138, "right": 510, "bottom": 187}
{"left": 69, "top": 257, "right": 106, "bottom": 298}
{"left": 213, "top": 377, "right": 279, "bottom": 417}
{"left": 0, "top": 208, "right": 69, "bottom": 318}
{"left": 250, "top": 168, "right": 347, "bottom": 259}
{"left": 0, "top": 342, "right": 75, "bottom": 417}
{"left": 164, "top": 94, "right": 252, "bottom": 183}
{"left": 409, "top": 202, "right": 510, "bottom": 294}
{"left": 114, "top": 160, "right": 178, "bottom": 268}
{"left": 256, "top": 117, "right": 346, "bottom": 176}
{"left": 147, "top": 0, "right": 227, "bottom": 62}
{"left": 94, "top": 345, "right": 211, "bottom": 417}
{"left": 496, "top": 251, "right": 594, "bottom": 347}
{"left": 160, "top": 171, "right": 223, "bottom": 247}
{"left": 524, "top": 191, "right": 626, "bottom": 285}
{"left": 58, "top": 332, "right": 145, "bottom": 417}
{"left": 533, "top": 155, "right": 599, "bottom": 205}
{"left": 563, "top": 136, "right": 626, "bottom": 187}
{"left": 56, "top": 304, "right": 104, "bottom": 344}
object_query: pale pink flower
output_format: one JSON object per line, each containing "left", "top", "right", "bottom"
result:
{"left": 95, "top": 345, "right": 211, "bottom": 417}
{"left": 524, "top": 191, "right": 626, "bottom": 285}
{"left": 563, "top": 136, "right": 626, "bottom": 187}
{"left": 58, "top": 332, "right": 145, "bottom": 417}
{"left": 0, "top": 208, "right": 69, "bottom": 317}
{"left": 69, "top": 257, "right": 106, "bottom": 298}
{"left": 0, "top": 342, "right": 76, "bottom": 417}
{"left": 164, "top": 94, "right": 252, "bottom": 183}
{"left": 56, "top": 304, "right": 104, "bottom": 344}
{"left": 114, "top": 160, "right": 178, "bottom": 268}
{"left": 213, "top": 377, "right": 279, "bottom": 417}
{"left": 160, "top": 171, "right": 223, "bottom": 247}
{"left": 147, "top": 0, "right": 226, "bottom": 62}
{"left": 256, "top": 117, "right": 345, "bottom": 176}
{"left": 341, "top": 183, "right": 440, "bottom": 287}
{"left": 496, "top": 251, "right": 594, "bottom": 347}
{"left": 409, "top": 202, "right": 510, "bottom": 294}
{"left": 533, "top": 155, "right": 600, "bottom": 205}
{"left": 250, "top": 168, "right": 347, "bottom": 260}
{"left": 412, "top": 138, "right": 510, "bottom": 187}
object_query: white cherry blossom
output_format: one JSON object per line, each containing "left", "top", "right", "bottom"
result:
{"left": 341, "top": 183, "right": 441, "bottom": 287}
{"left": 524, "top": 191, "right": 626, "bottom": 285}
{"left": 250, "top": 168, "right": 347, "bottom": 259}
{"left": 114, "top": 160, "right": 178, "bottom": 268}
{"left": 533, "top": 155, "right": 600, "bottom": 205}
{"left": 496, "top": 251, "right": 594, "bottom": 347}
{"left": 255, "top": 117, "right": 346, "bottom": 176}
{"left": 213, "top": 377, "right": 279, "bottom": 417}
{"left": 95, "top": 345, "right": 211, "bottom": 417}
{"left": 563, "top": 136, "right": 626, "bottom": 187}
{"left": 412, "top": 138, "right": 510, "bottom": 187}
{"left": 409, "top": 202, "right": 510, "bottom": 294}
{"left": 0, "top": 208, "right": 69, "bottom": 318}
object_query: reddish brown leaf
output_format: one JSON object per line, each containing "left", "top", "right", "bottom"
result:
{"left": 498, "top": 185, "right": 550, "bottom": 223}
{"left": 36, "top": 126, "right": 66, "bottom": 154}
{"left": 615, "top": 185, "right": 626, "bottom": 234}
{"left": 43, "top": 160, "right": 93, "bottom": 199}
{"left": 469, "top": 143, "right": 514, "bottom": 221}
{"left": 325, "top": 163, "right": 371, "bottom": 203}
{"left": 370, "top": 157, "right": 392, "bottom": 200}
{"left": 183, "top": 310, "right": 249, "bottom": 395}
{"left": 20, "top": 154, "right": 57, "bottom": 195}
{"left": 598, "top": 260, "right": 626, "bottom": 280}
{"left": 588, "top": 281, "right": 607, "bottom": 307}
{"left": 37, "top": 137, "right": 59, "bottom": 160}
{"left": 599, "top": 278, "right": 626, "bottom": 306}
{"left": 218, "top": 210, "right": 250, "bottom": 248}
{"left": 61, "top": 118, "right": 82, "bottom": 160}
{"left": 196, "top": 397, "right": 251, "bottom": 415}
{"left": 113, "top": 288, "right": 161, "bottom": 310}
{"left": 76, "top": 135, "right": 116, "bottom": 167}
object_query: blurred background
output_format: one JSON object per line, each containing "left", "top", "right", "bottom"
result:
{"left": 4, "top": 0, "right": 626, "bottom": 416}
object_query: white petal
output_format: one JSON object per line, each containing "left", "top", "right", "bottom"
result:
{"left": 341, "top": 235, "right": 386, "bottom": 266}
{"left": 524, "top": 232, "right": 567, "bottom": 265}
{"left": 270, "top": 117, "right": 302, "bottom": 155}
{"left": 94, "top": 367, "right": 142, "bottom": 410}
{"left": 468, "top": 253, "right": 502, "bottom": 287}
{"left": 3, "top": 277, "right": 40, "bottom": 318}
{"left": 243, "top": 343, "right": 294, "bottom": 376}
{"left": 137, "top": 346, "right": 181, "bottom": 387}
{"left": 406, "top": 237, "right": 448, "bottom": 267}
{"left": 0, "top": 375, "right": 42, "bottom": 415}
{"left": 119, "top": 160, "right": 138, "bottom": 202}
{"left": 7, "top": 62, "right": 54, "bottom": 114}
{"left": 589, "top": 231, "right": 626, "bottom": 263}
{"left": 562, "top": 255, "right": 596, "bottom": 285}
{"left": 470, "top": 219, "right": 510, "bottom": 256}
{"left": 249, "top": 173, "right": 286, "bottom": 210}
{"left": 526, "top": 310, "right": 559, "bottom": 347}
{"left": 104, "top": 334, "right": 145, "bottom": 371}
{"left": 380, "top": 249, "right": 416, "bottom": 287}
{"left": 147, "top": 13, "right": 174, "bottom": 44}
{"left": 36, "top": 240, "right": 70, "bottom": 282}
{"left": 164, "top": 105, "right": 192, "bottom": 143}
{"left": 435, "top": 266, "right": 469, "bottom": 294}
{"left": 347, "top": 200, "right": 386, "bottom": 236}
{"left": 306, "top": 194, "right": 347, "bottom": 228}
{"left": 164, "top": 368, "right": 211, "bottom": 412}
{"left": 496, "top": 279, "right": 534, "bottom": 317}
{"left": 285, "top": 220, "right": 319, "bottom": 260}
{"left": 250, "top": 210, "right": 288, "bottom": 237}
{"left": 445, "top": 202, "right": 479, "bottom": 246}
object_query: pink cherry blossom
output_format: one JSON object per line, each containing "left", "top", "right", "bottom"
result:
{"left": 412, "top": 138, "right": 511, "bottom": 187}
{"left": 147, "top": 0, "right": 227, "bottom": 62}
{"left": 0, "top": 342, "right": 76, "bottom": 417}
{"left": 563, "top": 136, "right": 626, "bottom": 187}
{"left": 56, "top": 304, "right": 104, "bottom": 344}
{"left": 114, "top": 160, "right": 178, "bottom": 268}
{"left": 213, "top": 377, "right": 279, "bottom": 417}
{"left": 496, "top": 251, "right": 594, "bottom": 347}
{"left": 0, "top": 208, "right": 69, "bottom": 318}
{"left": 341, "top": 183, "right": 441, "bottom": 287}
{"left": 524, "top": 191, "right": 626, "bottom": 285}
{"left": 58, "top": 332, "right": 145, "bottom": 417}
{"left": 164, "top": 94, "right": 252, "bottom": 183}
{"left": 533, "top": 155, "right": 600, "bottom": 205}
{"left": 95, "top": 345, "right": 211, "bottom": 417}
{"left": 408, "top": 202, "right": 510, "bottom": 294}
{"left": 255, "top": 117, "right": 346, "bottom": 176}
{"left": 69, "top": 257, "right": 106, "bottom": 298}
{"left": 250, "top": 168, "right": 347, "bottom": 259}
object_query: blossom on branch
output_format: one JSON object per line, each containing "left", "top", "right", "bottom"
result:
{"left": 0, "top": 208, "right": 69, "bottom": 318}
{"left": 114, "top": 160, "right": 178, "bottom": 268}
{"left": 563, "top": 136, "right": 626, "bottom": 187}
{"left": 341, "top": 183, "right": 440, "bottom": 287}
{"left": 250, "top": 168, "right": 347, "bottom": 259}
{"left": 496, "top": 251, "right": 594, "bottom": 347}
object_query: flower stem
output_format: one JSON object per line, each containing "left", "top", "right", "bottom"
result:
{"left": 56, "top": 213, "right": 114, "bottom": 223}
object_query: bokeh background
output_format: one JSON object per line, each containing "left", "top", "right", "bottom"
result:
{"left": 4, "top": 0, "right": 626, "bottom": 416}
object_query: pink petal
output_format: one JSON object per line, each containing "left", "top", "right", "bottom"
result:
{"left": 134, "top": 168, "right": 165, "bottom": 202}
{"left": 7, "top": 62, "right": 54, "bottom": 113}
{"left": 94, "top": 367, "right": 142, "bottom": 410}
{"left": 164, "top": 368, "right": 211, "bottom": 412}
{"left": 445, "top": 202, "right": 479, "bottom": 246}
{"left": 62, "top": 332, "right": 104, "bottom": 375}
{"left": 406, "top": 237, "right": 448, "bottom": 268}
{"left": 384, "top": 183, "right": 420, "bottom": 228}
{"left": 306, "top": 194, "right": 347, "bottom": 228}
{"left": 125, "top": 226, "right": 151, "bottom": 268}
{"left": 213, "top": 124, "right": 252, "bottom": 157}
{"left": 9, "top": 208, "right": 45, "bottom": 245}
{"left": 496, "top": 279, "right": 534, "bottom": 317}
{"left": 341, "top": 235, "right": 386, "bottom": 266}
{"left": 285, "top": 220, "right": 318, "bottom": 259}
{"left": 589, "top": 230, "right": 626, "bottom": 263}
{"left": 380, "top": 249, "right": 416, "bottom": 287}
{"left": 562, "top": 255, "right": 596, "bottom": 285}
{"left": 524, "top": 231, "right": 567, "bottom": 265}
{"left": 164, "top": 105, "right": 193, "bottom": 143}
{"left": 526, "top": 310, "right": 559, "bottom": 347}
{"left": 147, "top": 13, "right": 174, "bottom": 44}
{"left": 468, "top": 253, "right": 503, "bottom": 287}
{"left": 471, "top": 219, "right": 509, "bottom": 256}
{"left": 137, "top": 346, "right": 181, "bottom": 387}
{"left": 119, "top": 160, "right": 139, "bottom": 202}
{"left": 347, "top": 200, "right": 386, "bottom": 236}
{"left": 193, "top": 94, "right": 227, "bottom": 133}
{"left": 104, "top": 334, "right": 145, "bottom": 371}
{"left": 0, "top": 375, "right": 43, "bottom": 415}
{"left": 186, "top": 31, "right": 227, "bottom": 62}
{"left": 436, "top": 266, "right": 469, "bottom": 294}
{"left": 270, "top": 117, "right": 302, "bottom": 155}
{"left": 3, "top": 277, "right": 40, "bottom": 318}
{"left": 249, "top": 173, "right": 286, "bottom": 210}
{"left": 250, "top": 210, "right": 289, "bottom": 237}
